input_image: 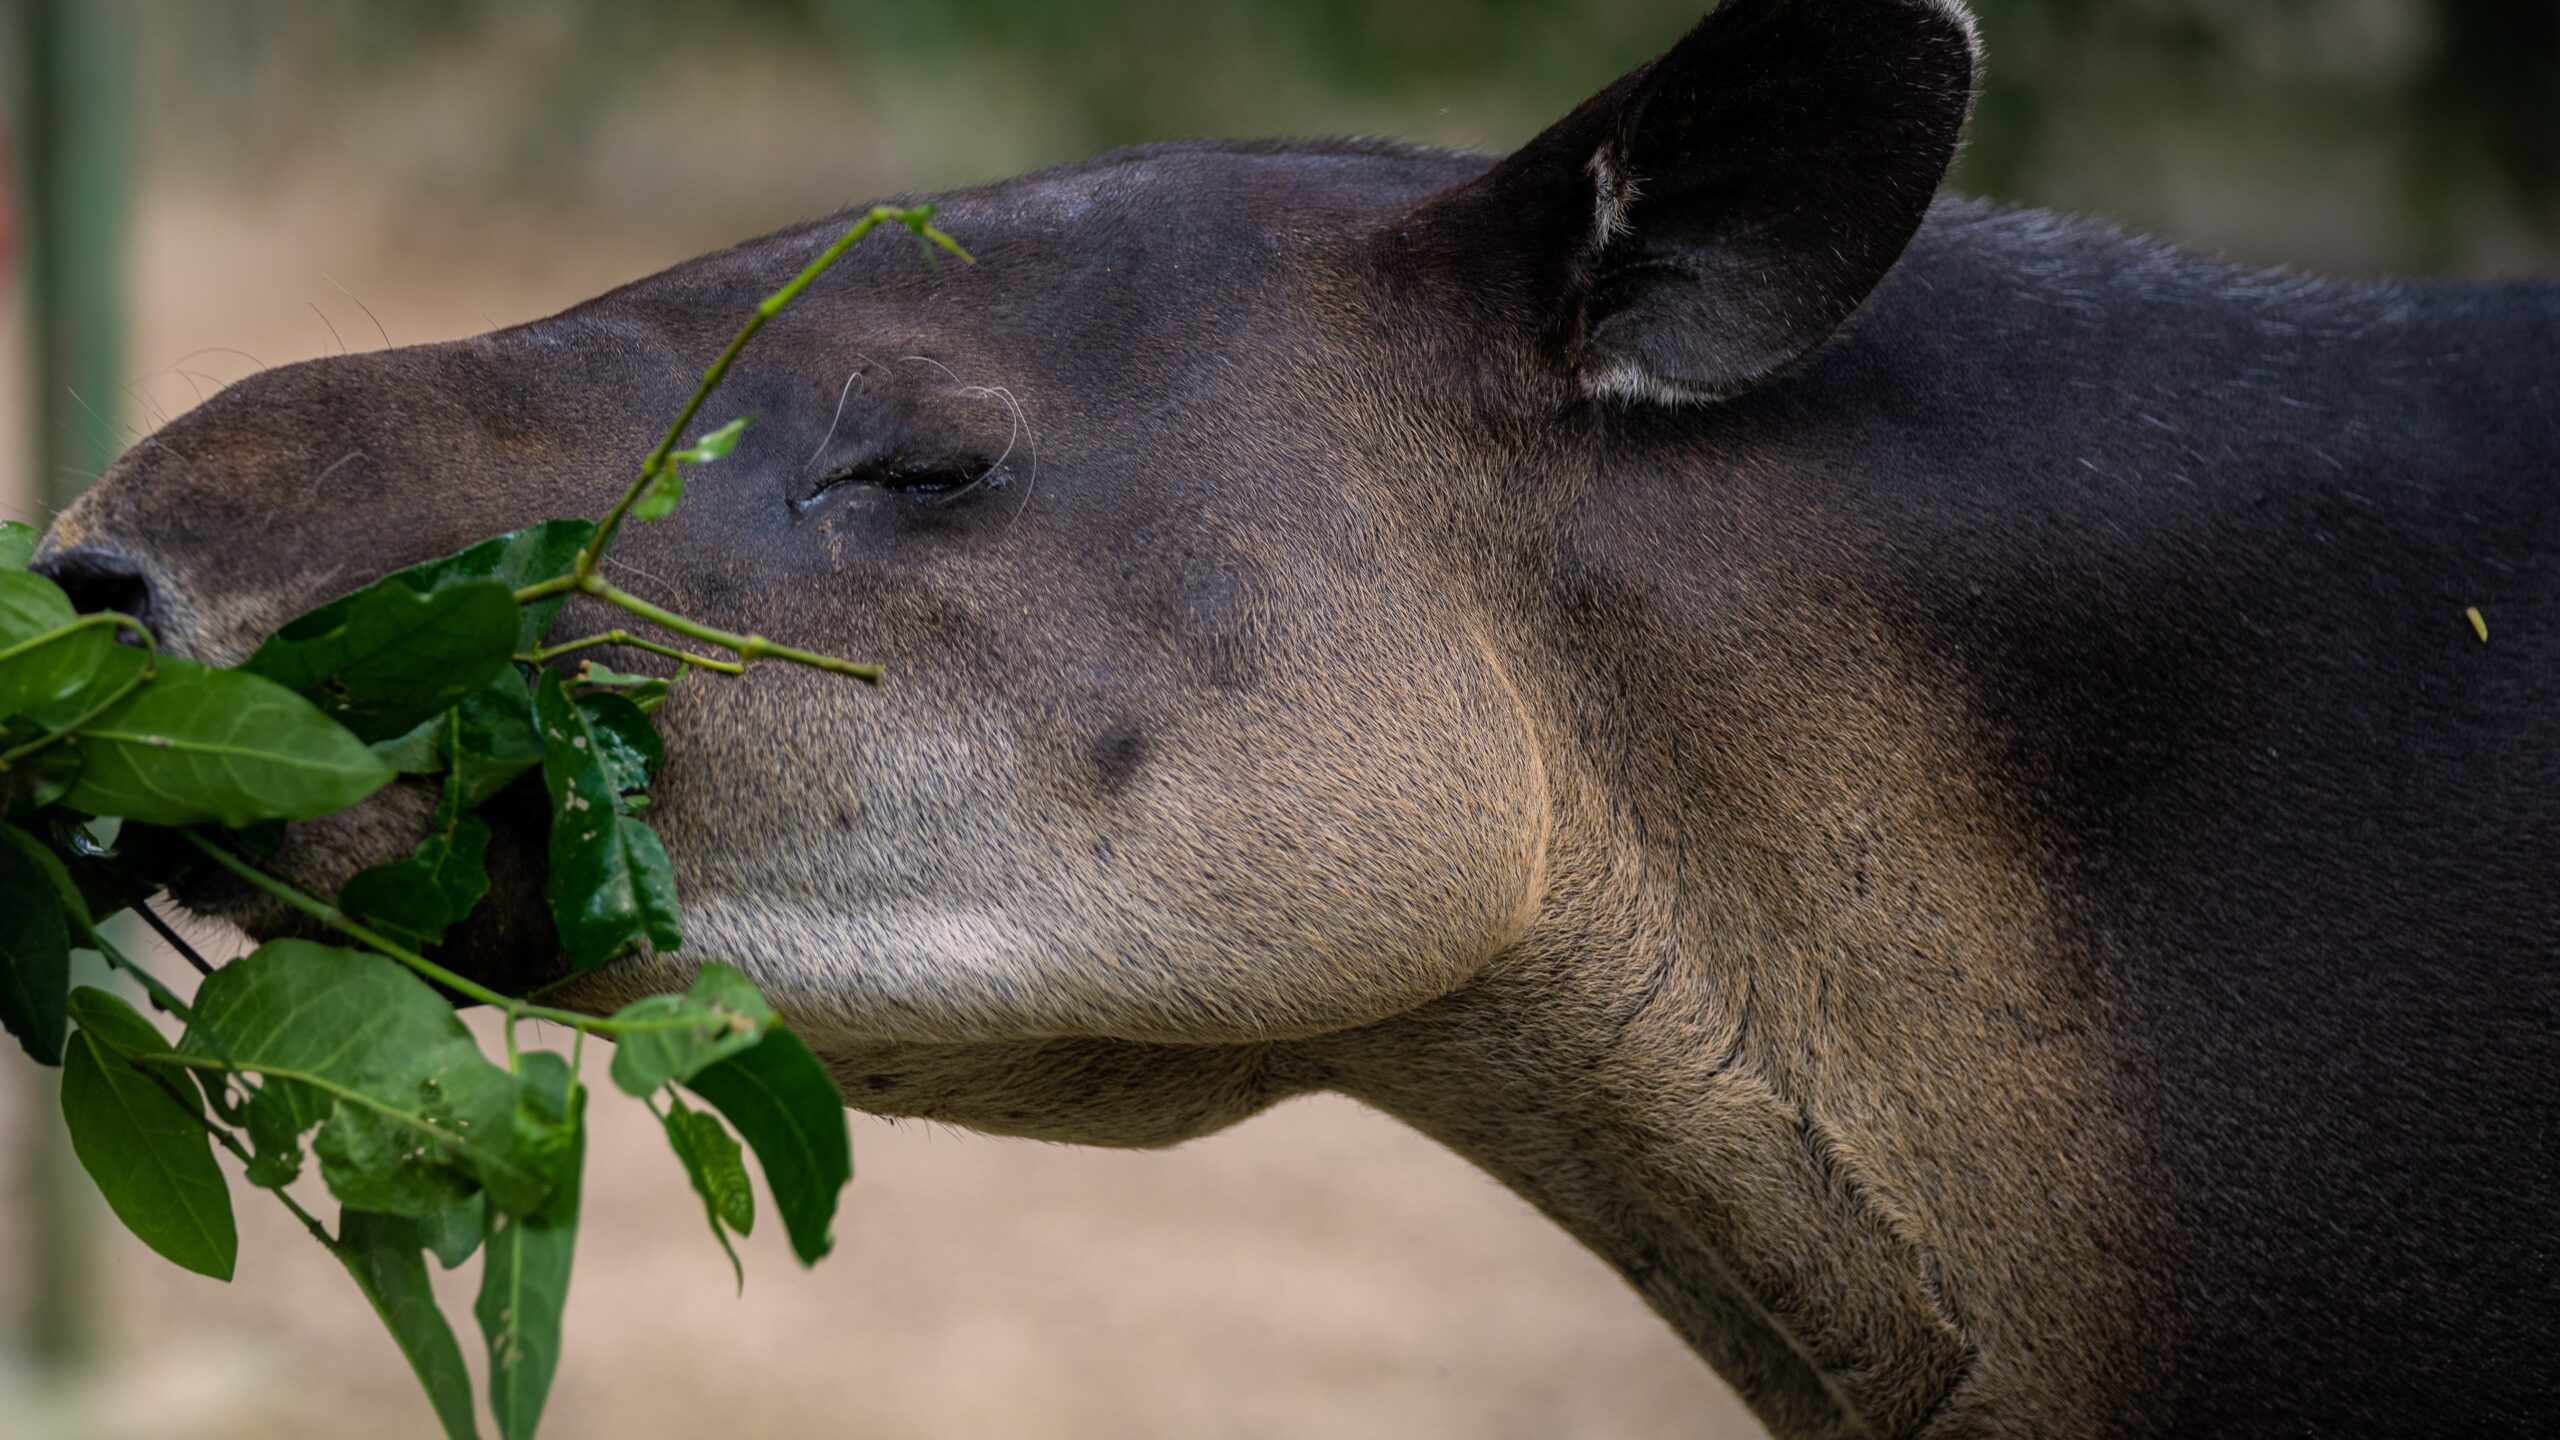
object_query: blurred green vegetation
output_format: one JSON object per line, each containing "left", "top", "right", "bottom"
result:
{"left": 122, "top": 0, "right": 2560, "bottom": 274}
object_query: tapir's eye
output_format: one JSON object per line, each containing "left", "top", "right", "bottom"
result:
{"left": 794, "top": 454, "right": 1002, "bottom": 512}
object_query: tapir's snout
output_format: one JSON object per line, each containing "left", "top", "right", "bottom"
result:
{"left": 30, "top": 544, "right": 163, "bottom": 638}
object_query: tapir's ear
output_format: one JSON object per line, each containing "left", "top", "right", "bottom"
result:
{"left": 1394, "top": 0, "right": 1980, "bottom": 403}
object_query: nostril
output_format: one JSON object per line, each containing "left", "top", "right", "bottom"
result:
{"left": 32, "top": 546, "right": 159, "bottom": 639}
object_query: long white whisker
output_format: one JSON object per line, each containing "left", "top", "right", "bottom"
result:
{"left": 806, "top": 362, "right": 870, "bottom": 467}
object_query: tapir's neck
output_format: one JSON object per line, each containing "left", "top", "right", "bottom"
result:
{"left": 1325, "top": 679, "right": 2142, "bottom": 1438}
{"left": 1336, "top": 203, "right": 2555, "bottom": 1437}
{"left": 1332, "top": 202, "right": 2443, "bottom": 1437}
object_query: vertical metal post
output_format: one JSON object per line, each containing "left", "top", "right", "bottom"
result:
{"left": 7, "top": 0, "right": 135, "bottom": 1381}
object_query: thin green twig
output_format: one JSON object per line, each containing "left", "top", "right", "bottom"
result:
{"left": 517, "top": 628, "right": 743, "bottom": 676}
{"left": 570, "top": 204, "right": 969, "bottom": 586}
{"left": 510, "top": 205, "right": 962, "bottom": 682}
{"left": 178, "top": 831, "right": 729, "bottom": 1039}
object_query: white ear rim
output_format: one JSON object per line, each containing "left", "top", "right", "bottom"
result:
{"left": 1587, "top": 146, "right": 1638, "bottom": 251}
{"left": 1573, "top": 0, "right": 1983, "bottom": 408}
{"left": 1926, "top": 0, "right": 1983, "bottom": 53}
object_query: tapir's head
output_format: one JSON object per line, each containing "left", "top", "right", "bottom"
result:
{"left": 37, "top": 0, "right": 1977, "bottom": 1143}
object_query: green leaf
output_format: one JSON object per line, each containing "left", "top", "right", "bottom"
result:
{"left": 419, "top": 1192, "right": 487, "bottom": 1270}
{"left": 244, "top": 576, "right": 521, "bottom": 742}
{"left": 1, "top": 738, "right": 82, "bottom": 818}
{"left": 312, "top": 1038, "right": 524, "bottom": 1217}
{"left": 606, "top": 961, "right": 776, "bottom": 1098}
{"left": 0, "top": 836, "right": 71, "bottom": 1064}
{"left": 369, "top": 714, "right": 449, "bottom": 775}
{"left": 0, "top": 567, "right": 73, "bottom": 643}
{"left": 575, "top": 662, "right": 680, "bottom": 717}
{"left": 0, "top": 570, "right": 147, "bottom": 729}
{"left": 536, "top": 675, "right": 680, "bottom": 971}
{"left": 631, "top": 463, "right": 684, "bottom": 523}
{"left": 58, "top": 658, "right": 394, "bottom": 828}
{"left": 178, "top": 940, "right": 549, "bottom": 1214}
{"left": 578, "top": 690, "right": 661, "bottom": 804}
{"left": 340, "top": 1209, "right": 484, "bottom": 1440}
{"left": 1, "top": 821, "right": 101, "bottom": 937}
{"left": 477, "top": 1051, "right": 583, "bottom": 1440}
{"left": 0, "top": 520, "right": 38, "bottom": 570}
{"left": 684, "top": 1027, "right": 849, "bottom": 1266}
{"left": 278, "top": 521, "right": 594, "bottom": 656}
{"left": 572, "top": 663, "right": 658, "bottom": 690}
{"left": 453, "top": 670, "right": 543, "bottom": 807}
{"left": 672, "top": 417, "right": 747, "bottom": 466}
{"left": 60, "top": 989, "right": 238, "bottom": 1280}
{"left": 660, "top": 1091, "right": 752, "bottom": 1291}
{"left": 341, "top": 761, "right": 492, "bottom": 950}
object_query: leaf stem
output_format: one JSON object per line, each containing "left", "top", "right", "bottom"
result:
{"left": 588, "top": 580, "right": 882, "bottom": 681}
{"left": 176, "top": 831, "right": 729, "bottom": 1039}
{"left": 517, "top": 629, "right": 743, "bottom": 676}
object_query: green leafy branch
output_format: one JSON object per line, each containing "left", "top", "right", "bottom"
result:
{"left": 0, "top": 201, "right": 953, "bottom": 1440}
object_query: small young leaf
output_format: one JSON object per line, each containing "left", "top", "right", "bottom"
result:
{"left": 59, "top": 989, "right": 238, "bottom": 1281}
{"left": 477, "top": 1051, "right": 583, "bottom": 1440}
{"left": 0, "top": 520, "right": 38, "bottom": 570}
{"left": 660, "top": 1090, "right": 752, "bottom": 1290}
{"left": 0, "top": 836, "right": 71, "bottom": 1064}
{"left": 684, "top": 1026, "right": 850, "bottom": 1266}
{"left": 631, "top": 463, "right": 684, "bottom": 523}
{"left": 672, "top": 417, "right": 748, "bottom": 466}
{"left": 536, "top": 675, "right": 680, "bottom": 970}
{"left": 244, "top": 576, "right": 521, "bottom": 742}
{"left": 59, "top": 658, "right": 395, "bottom": 827}
{"left": 340, "top": 1208, "right": 485, "bottom": 1440}
{"left": 606, "top": 961, "right": 777, "bottom": 1097}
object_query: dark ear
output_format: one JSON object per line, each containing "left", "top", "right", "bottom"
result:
{"left": 1395, "top": 0, "right": 1980, "bottom": 404}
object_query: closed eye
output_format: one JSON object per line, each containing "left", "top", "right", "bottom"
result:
{"left": 795, "top": 456, "right": 1001, "bottom": 511}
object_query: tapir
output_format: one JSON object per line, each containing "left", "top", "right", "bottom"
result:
{"left": 33, "top": 0, "right": 2559, "bottom": 1434}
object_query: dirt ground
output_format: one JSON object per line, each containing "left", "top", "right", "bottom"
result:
{"left": 0, "top": 182, "right": 1762, "bottom": 1439}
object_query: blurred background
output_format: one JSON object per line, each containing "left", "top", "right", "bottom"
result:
{"left": 1, "top": 2, "right": 2552, "bottom": 1437}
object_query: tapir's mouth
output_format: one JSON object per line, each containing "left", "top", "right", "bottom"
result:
{"left": 168, "top": 770, "right": 568, "bottom": 1001}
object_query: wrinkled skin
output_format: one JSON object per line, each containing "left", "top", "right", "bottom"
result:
{"left": 35, "top": 1, "right": 2560, "bottom": 1436}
